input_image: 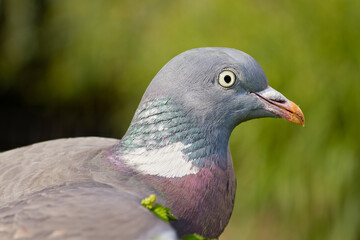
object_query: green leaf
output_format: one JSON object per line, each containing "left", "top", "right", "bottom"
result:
{"left": 182, "top": 233, "right": 216, "bottom": 240}
{"left": 141, "top": 194, "right": 156, "bottom": 210}
{"left": 141, "top": 195, "right": 211, "bottom": 239}
{"left": 141, "top": 194, "right": 178, "bottom": 223}
{"left": 152, "top": 204, "right": 178, "bottom": 223}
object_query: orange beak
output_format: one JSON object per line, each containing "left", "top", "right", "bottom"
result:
{"left": 253, "top": 86, "right": 305, "bottom": 126}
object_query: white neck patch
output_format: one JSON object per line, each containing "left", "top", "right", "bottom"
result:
{"left": 121, "top": 142, "right": 200, "bottom": 178}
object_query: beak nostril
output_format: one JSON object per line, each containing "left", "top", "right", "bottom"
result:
{"left": 274, "top": 99, "right": 286, "bottom": 104}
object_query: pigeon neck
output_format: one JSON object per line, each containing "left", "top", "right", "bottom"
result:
{"left": 115, "top": 98, "right": 231, "bottom": 178}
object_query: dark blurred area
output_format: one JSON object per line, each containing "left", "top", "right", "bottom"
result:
{"left": 0, "top": 0, "right": 136, "bottom": 150}
{"left": 0, "top": 87, "right": 117, "bottom": 150}
{"left": 0, "top": 0, "right": 359, "bottom": 239}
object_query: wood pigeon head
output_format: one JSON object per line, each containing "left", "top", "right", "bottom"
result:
{"left": 140, "top": 47, "right": 304, "bottom": 132}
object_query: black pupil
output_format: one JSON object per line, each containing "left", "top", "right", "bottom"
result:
{"left": 224, "top": 75, "right": 232, "bottom": 84}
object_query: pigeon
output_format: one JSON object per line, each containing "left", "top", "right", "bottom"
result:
{"left": 0, "top": 47, "right": 304, "bottom": 240}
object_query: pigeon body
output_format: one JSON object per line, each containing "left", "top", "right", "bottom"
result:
{"left": 0, "top": 48, "right": 304, "bottom": 239}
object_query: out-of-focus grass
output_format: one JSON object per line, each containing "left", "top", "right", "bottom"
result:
{"left": 0, "top": 0, "right": 359, "bottom": 239}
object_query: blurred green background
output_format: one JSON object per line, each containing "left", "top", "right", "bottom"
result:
{"left": 0, "top": 0, "right": 359, "bottom": 239}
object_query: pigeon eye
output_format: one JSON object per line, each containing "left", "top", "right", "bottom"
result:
{"left": 218, "top": 70, "right": 236, "bottom": 88}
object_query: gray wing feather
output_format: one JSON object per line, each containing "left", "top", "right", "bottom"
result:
{"left": 0, "top": 138, "right": 177, "bottom": 239}
{"left": 0, "top": 182, "right": 177, "bottom": 240}
{"left": 0, "top": 137, "right": 117, "bottom": 205}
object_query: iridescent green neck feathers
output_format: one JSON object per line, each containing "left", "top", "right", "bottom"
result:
{"left": 115, "top": 98, "right": 228, "bottom": 177}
